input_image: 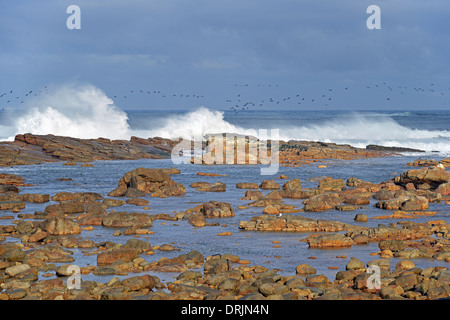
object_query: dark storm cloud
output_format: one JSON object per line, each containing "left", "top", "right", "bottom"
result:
{"left": 1, "top": 0, "right": 449, "bottom": 109}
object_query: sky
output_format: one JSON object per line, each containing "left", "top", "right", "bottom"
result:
{"left": 1, "top": 0, "right": 450, "bottom": 111}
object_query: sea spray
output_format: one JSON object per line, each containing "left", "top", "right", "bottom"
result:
{"left": 5, "top": 83, "right": 132, "bottom": 140}
{"left": 1, "top": 83, "right": 450, "bottom": 155}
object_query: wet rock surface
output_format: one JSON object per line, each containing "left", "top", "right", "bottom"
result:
{"left": 0, "top": 159, "right": 449, "bottom": 300}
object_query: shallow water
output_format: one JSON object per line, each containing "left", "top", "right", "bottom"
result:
{"left": 1, "top": 154, "right": 449, "bottom": 285}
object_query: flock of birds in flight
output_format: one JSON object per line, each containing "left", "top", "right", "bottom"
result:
{"left": 1, "top": 81, "right": 450, "bottom": 112}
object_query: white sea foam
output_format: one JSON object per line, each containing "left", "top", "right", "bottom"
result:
{"left": 1, "top": 83, "right": 132, "bottom": 140}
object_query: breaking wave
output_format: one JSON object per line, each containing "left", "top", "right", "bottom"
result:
{"left": 1, "top": 83, "right": 449, "bottom": 154}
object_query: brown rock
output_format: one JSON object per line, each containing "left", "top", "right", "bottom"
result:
{"left": 436, "top": 182, "right": 450, "bottom": 195}
{"left": 236, "top": 183, "right": 259, "bottom": 189}
{"left": 22, "top": 194, "right": 50, "bottom": 203}
{"left": 97, "top": 249, "right": 140, "bottom": 266}
{"left": 200, "top": 201, "right": 234, "bottom": 218}
{"left": 259, "top": 179, "right": 280, "bottom": 190}
{"left": 399, "top": 166, "right": 450, "bottom": 188}
{"left": 108, "top": 167, "right": 185, "bottom": 197}
{"left": 303, "top": 193, "right": 341, "bottom": 212}
{"left": 240, "top": 190, "right": 264, "bottom": 200}
{"left": 195, "top": 182, "right": 226, "bottom": 192}
{"left": 102, "top": 211, "right": 153, "bottom": 228}
{"left": 317, "top": 177, "right": 345, "bottom": 192}
{"left": 263, "top": 205, "right": 279, "bottom": 215}
{"left": 282, "top": 179, "right": 302, "bottom": 190}
{"left": 296, "top": 264, "right": 317, "bottom": 275}
{"left": 375, "top": 196, "right": 429, "bottom": 211}
{"left": 307, "top": 233, "right": 355, "bottom": 248}
{"left": 1, "top": 201, "right": 25, "bottom": 211}
{"left": 354, "top": 214, "right": 368, "bottom": 222}
{"left": 39, "top": 217, "right": 81, "bottom": 235}
{"left": 102, "top": 198, "right": 126, "bottom": 207}
{"left": 122, "top": 274, "right": 156, "bottom": 291}
{"left": 125, "top": 198, "right": 149, "bottom": 206}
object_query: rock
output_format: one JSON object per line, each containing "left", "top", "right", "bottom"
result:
{"left": 366, "top": 145, "right": 425, "bottom": 153}
{"left": 436, "top": 182, "right": 450, "bottom": 195}
{"left": 0, "top": 185, "right": 20, "bottom": 194}
{"left": 76, "top": 204, "right": 108, "bottom": 226}
{"left": 280, "top": 188, "right": 316, "bottom": 199}
{"left": 379, "top": 286, "right": 405, "bottom": 299}
{"left": 196, "top": 172, "right": 225, "bottom": 177}
{"left": 264, "top": 190, "right": 283, "bottom": 200}
{"left": 259, "top": 180, "right": 280, "bottom": 190}
{"left": 97, "top": 249, "right": 140, "bottom": 266}
{"left": 195, "top": 182, "right": 226, "bottom": 192}
{"left": 399, "top": 166, "right": 450, "bottom": 188}
{"left": 5, "top": 263, "right": 31, "bottom": 277}
{"left": 239, "top": 214, "right": 354, "bottom": 232}
{"left": 367, "top": 259, "right": 391, "bottom": 275}
{"left": 188, "top": 214, "right": 206, "bottom": 227}
{"left": 200, "top": 201, "right": 235, "bottom": 218}
{"left": 395, "top": 274, "right": 420, "bottom": 290}
{"left": 108, "top": 167, "right": 185, "bottom": 198}
{"left": 375, "top": 196, "right": 429, "bottom": 211}
{"left": 44, "top": 202, "right": 87, "bottom": 215}
{"left": 158, "top": 244, "right": 176, "bottom": 250}
{"left": 39, "top": 217, "right": 81, "bottom": 235}
{"left": 0, "top": 173, "right": 28, "bottom": 186}
{"left": 352, "top": 273, "right": 372, "bottom": 290}
{"left": 0, "top": 201, "right": 25, "bottom": 211}
{"left": 346, "top": 259, "right": 365, "bottom": 271}
{"left": 51, "top": 192, "right": 103, "bottom": 202}
{"left": 335, "top": 270, "right": 360, "bottom": 281}
{"left": 122, "top": 274, "right": 156, "bottom": 291}
{"left": 346, "top": 224, "right": 418, "bottom": 242}
{"left": 218, "top": 278, "right": 240, "bottom": 292}
{"left": 296, "top": 264, "right": 317, "bottom": 275}
{"left": 123, "top": 239, "right": 152, "bottom": 251}
{"left": 28, "top": 230, "right": 50, "bottom": 243}
{"left": 354, "top": 214, "right": 368, "bottom": 222}
{"left": 191, "top": 182, "right": 211, "bottom": 188}
{"left": 305, "top": 274, "right": 330, "bottom": 283}
{"left": 27, "top": 278, "right": 65, "bottom": 297}
{"left": 259, "top": 283, "right": 288, "bottom": 296}
{"left": 380, "top": 249, "right": 393, "bottom": 258}
{"left": 102, "top": 198, "right": 126, "bottom": 207}
{"left": 317, "top": 177, "right": 345, "bottom": 192}
{"left": 351, "top": 234, "right": 369, "bottom": 244}
{"left": 303, "top": 193, "right": 341, "bottom": 212}
{"left": 378, "top": 240, "right": 406, "bottom": 252}
{"left": 102, "top": 211, "right": 153, "bottom": 228}
{"left": 307, "top": 233, "right": 355, "bottom": 248}
{"left": 5, "top": 289, "right": 27, "bottom": 300}
{"left": 125, "top": 198, "right": 149, "bottom": 206}
{"left": 346, "top": 177, "right": 363, "bottom": 187}
{"left": 373, "top": 189, "right": 395, "bottom": 200}
{"left": 81, "top": 163, "right": 94, "bottom": 167}
{"left": 22, "top": 193, "right": 50, "bottom": 203}
{"left": 240, "top": 190, "right": 264, "bottom": 200}
{"left": 236, "top": 183, "right": 259, "bottom": 189}
{"left": 282, "top": 179, "right": 302, "bottom": 190}
{"left": 239, "top": 293, "right": 266, "bottom": 300}
{"left": 395, "top": 260, "right": 415, "bottom": 270}
{"left": 263, "top": 205, "right": 279, "bottom": 215}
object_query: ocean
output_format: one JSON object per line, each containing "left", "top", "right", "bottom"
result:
{"left": 0, "top": 84, "right": 449, "bottom": 284}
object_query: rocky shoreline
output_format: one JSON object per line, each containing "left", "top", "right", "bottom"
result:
{"left": 0, "top": 133, "right": 392, "bottom": 167}
{"left": 0, "top": 134, "right": 449, "bottom": 300}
